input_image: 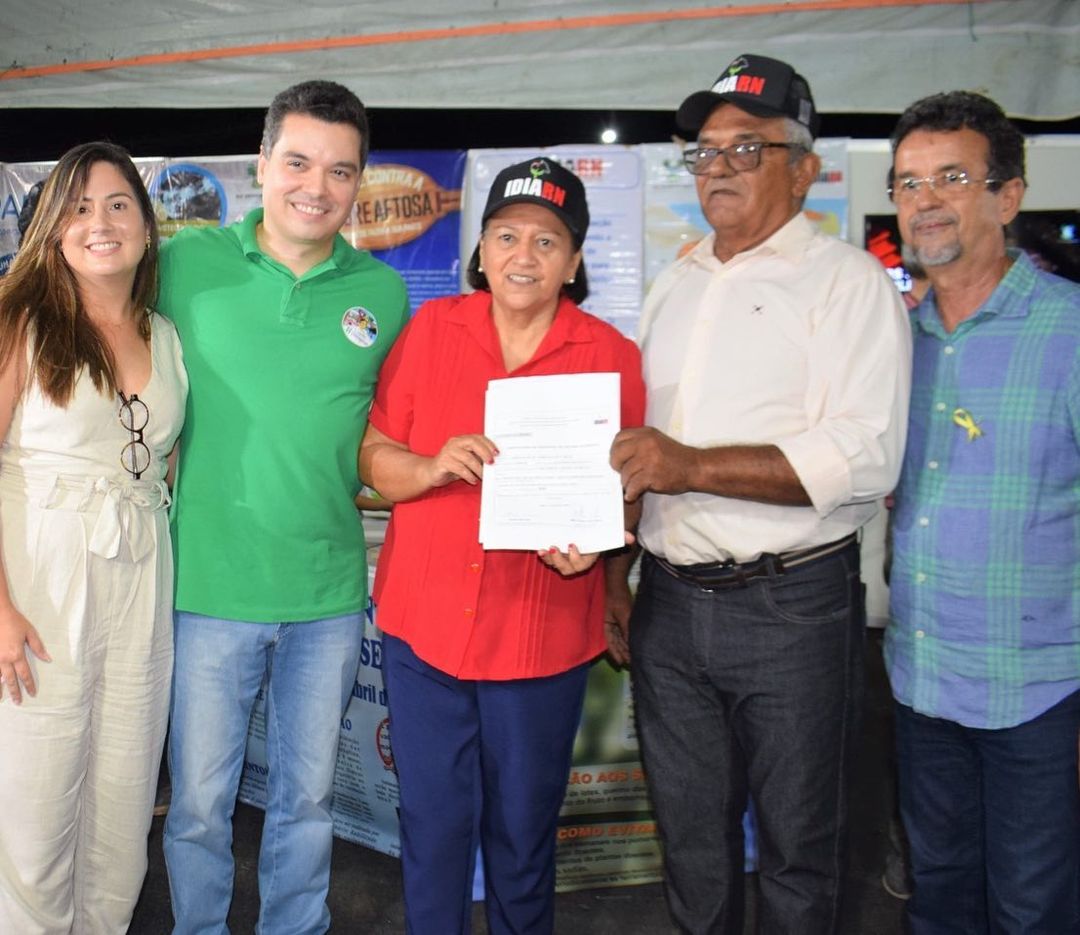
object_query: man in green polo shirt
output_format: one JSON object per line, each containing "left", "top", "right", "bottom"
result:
{"left": 160, "top": 80, "right": 408, "bottom": 934}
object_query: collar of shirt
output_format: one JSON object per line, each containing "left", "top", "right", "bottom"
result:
{"left": 685, "top": 210, "right": 816, "bottom": 272}
{"left": 914, "top": 248, "right": 1034, "bottom": 340}
{"left": 235, "top": 207, "right": 363, "bottom": 277}
{"left": 443, "top": 290, "right": 598, "bottom": 373}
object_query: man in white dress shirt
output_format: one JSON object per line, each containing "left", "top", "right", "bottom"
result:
{"left": 608, "top": 53, "right": 912, "bottom": 934}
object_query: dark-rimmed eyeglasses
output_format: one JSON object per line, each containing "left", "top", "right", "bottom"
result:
{"left": 888, "top": 171, "right": 1000, "bottom": 203}
{"left": 682, "top": 141, "right": 802, "bottom": 176}
{"left": 118, "top": 390, "right": 150, "bottom": 480}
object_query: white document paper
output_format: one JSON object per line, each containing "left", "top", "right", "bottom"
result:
{"left": 479, "top": 372, "right": 624, "bottom": 553}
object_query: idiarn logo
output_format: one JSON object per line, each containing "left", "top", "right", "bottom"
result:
{"left": 712, "top": 58, "right": 766, "bottom": 97}
{"left": 503, "top": 160, "right": 566, "bottom": 207}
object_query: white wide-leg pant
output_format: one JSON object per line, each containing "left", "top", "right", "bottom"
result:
{"left": 0, "top": 469, "right": 173, "bottom": 934}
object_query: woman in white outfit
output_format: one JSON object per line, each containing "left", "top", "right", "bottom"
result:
{"left": 0, "top": 142, "right": 187, "bottom": 933}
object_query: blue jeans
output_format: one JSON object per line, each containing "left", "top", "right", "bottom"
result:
{"left": 163, "top": 611, "right": 363, "bottom": 935}
{"left": 630, "top": 544, "right": 864, "bottom": 935}
{"left": 382, "top": 634, "right": 589, "bottom": 935}
{"left": 895, "top": 693, "right": 1080, "bottom": 934}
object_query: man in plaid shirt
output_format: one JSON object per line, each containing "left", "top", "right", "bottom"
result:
{"left": 885, "top": 90, "right": 1080, "bottom": 933}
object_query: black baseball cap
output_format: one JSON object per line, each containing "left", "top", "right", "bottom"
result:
{"left": 481, "top": 157, "right": 590, "bottom": 247}
{"left": 676, "top": 53, "right": 820, "bottom": 139}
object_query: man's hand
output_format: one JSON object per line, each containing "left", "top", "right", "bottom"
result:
{"left": 603, "top": 526, "right": 639, "bottom": 667}
{"left": 0, "top": 605, "right": 50, "bottom": 705}
{"left": 610, "top": 427, "right": 699, "bottom": 502}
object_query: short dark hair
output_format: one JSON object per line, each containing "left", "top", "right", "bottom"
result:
{"left": 465, "top": 241, "right": 589, "bottom": 305}
{"left": 890, "top": 91, "right": 1026, "bottom": 187}
{"left": 262, "top": 80, "right": 370, "bottom": 170}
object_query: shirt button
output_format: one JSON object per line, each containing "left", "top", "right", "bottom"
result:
{"left": 468, "top": 563, "right": 480, "bottom": 573}
{"left": 943, "top": 346, "right": 955, "bottom": 356}
{"left": 928, "top": 460, "right": 939, "bottom": 470}
{"left": 918, "top": 517, "right": 930, "bottom": 527}
{"left": 916, "top": 572, "right": 927, "bottom": 584}
{"left": 915, "top": 629, "right": 925, "bottom": 639}
{"left": 463, "top": 608, "right": 474, "bottom": 617}
{"left": 936, "top": 402, "right": 946, "bottom": 412}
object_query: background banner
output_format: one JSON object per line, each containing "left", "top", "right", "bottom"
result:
{"left": 149, "top": 156, "right": 259, "bottom": 235}
{"left": 345, "top": 151, "right": 466, "bottom": 315}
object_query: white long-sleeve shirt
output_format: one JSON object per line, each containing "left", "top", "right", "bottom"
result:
{"left": 638, "top": 212, "right": 912, "bottom": 565}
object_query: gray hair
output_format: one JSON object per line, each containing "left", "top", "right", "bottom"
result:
{"left": 783, "top": 118, "right": 814, "bottom": 162}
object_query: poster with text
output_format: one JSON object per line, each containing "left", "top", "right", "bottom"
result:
{"left": 464, "top": 147, "right": 644, "bottom": 339}
{"left": 342, "top": 151, "right": 465, "bottom": 315}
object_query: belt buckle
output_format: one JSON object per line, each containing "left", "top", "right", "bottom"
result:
{"left": 711, "top": 555, "right": 778, "bottom": 590}
{"left": 699, "top": 561, "right": 753, "bottom": 591}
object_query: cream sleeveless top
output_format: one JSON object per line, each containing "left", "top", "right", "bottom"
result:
{"left": 1, "top": 313, "right": 188, "bottom": 562}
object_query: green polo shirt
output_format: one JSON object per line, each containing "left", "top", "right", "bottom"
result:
{"left": 159, "top": 210, "right": 408, "bottom": 622}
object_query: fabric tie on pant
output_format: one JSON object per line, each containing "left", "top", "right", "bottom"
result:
{"left": 1, "top": 465, "right": 169, "bottom": 563}
{"left": 81, "top": 477, "right": 168, "bottom": 562}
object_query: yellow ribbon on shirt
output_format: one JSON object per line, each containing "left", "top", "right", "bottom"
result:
{"left": 952, "top": 408, "right": 982, "bottom": 441}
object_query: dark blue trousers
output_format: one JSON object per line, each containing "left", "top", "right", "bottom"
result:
{"left": 382, "top": 634, "right": 589, "bottom": 935}
{"left": 630, "top": 543, "right": 865, "bottom": 935}
{"left": 895, "top": 692, "right": 1080, "bottom": 934}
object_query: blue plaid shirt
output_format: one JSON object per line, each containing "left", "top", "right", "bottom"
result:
{"left": 886, "top": 251, "right": 1080, "bottom": 729}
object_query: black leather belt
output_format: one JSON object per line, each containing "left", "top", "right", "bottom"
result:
{"left": 649, "top": 533, "right": 858, "bottom": 592}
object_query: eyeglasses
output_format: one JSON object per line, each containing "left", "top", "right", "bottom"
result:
{"left": 118, "top": 390, "right": 150, "bottom": 480}
{"left": 888, "top": 171, "right": 1000, "bottom": 203}
{"left": 682, "top": 141, "right": 801, "bottom": 176}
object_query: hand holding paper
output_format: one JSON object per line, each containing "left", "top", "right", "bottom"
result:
{"left": 426, "top": 433, "right": 499, "bottom": 488}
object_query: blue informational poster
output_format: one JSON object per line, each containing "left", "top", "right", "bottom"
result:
{"left": 342, "top": 151, "right": 467, "bottom": 315}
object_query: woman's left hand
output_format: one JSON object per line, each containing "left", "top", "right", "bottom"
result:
{"left": 536, "top": 544, "right": 599, "bottom": 577}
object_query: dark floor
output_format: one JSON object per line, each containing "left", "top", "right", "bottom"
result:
{"left": 130, "top": 633, "right": 905, "bottom": 933}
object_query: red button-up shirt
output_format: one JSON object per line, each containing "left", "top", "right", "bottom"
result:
{"left": 370, "top": 291, "right": 645, "bottom": 679}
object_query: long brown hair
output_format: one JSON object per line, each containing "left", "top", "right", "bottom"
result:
{"left": 0, "top": 141, "right": 159, "bottom": 407}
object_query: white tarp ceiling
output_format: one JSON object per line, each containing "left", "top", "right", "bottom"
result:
{"left": 1, "top": 1, "right": 1077, "bottom": 118}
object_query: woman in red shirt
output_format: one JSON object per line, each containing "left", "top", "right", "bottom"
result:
{"left": 361, "top": 158, "right": 644, "bottom": 934}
